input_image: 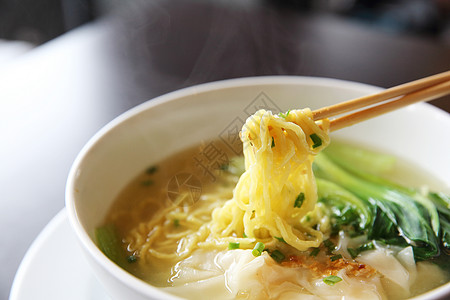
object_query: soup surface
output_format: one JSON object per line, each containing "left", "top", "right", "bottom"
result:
{"left": 99, "top": 139, "right": 450, "bottom": 300}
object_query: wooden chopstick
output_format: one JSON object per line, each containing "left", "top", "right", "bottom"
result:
{"left": 328, "top": 80, "right": 450, "bottom": 131}
{"left": 313, "top": 70, "right": 450, "bottom": 120}
{"left": 312, "top": 71, "right": 450, "bottom": 132}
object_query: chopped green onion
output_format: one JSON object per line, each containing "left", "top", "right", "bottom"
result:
{"left": 330, "top": 254, "right": 342, "bottom": 261}
{"left": 253, "top": 242, "right": 265, "bottom": 253}
{"left": 271, "top": 137, "right": 275, "bottom": 148}
{"left": 219, "top": 164, "right": 229, "bottom": 171}
{"left": 270, "top": 250, "right": 285, "bottom": 263}
{"left": 357, "top": 242, "right": 375, "bottom": 253}
{"left": 274, "top": 236, "right": 286, "bottom": 243}
{"left": 347, "top": 242, "right": 375, "bottom": 259}
{"left": 323, "top": 239, "right": 336, "bottom": 253}
{"left": 173, "top": 219, "right": 180, "bottom": 227}
{"left": 310, "top": 133, "right": 322, "bottom": 148}
{"left": 294, "top": 193, "right": 305, "bottom": 208}
{"left": 127, "top": 255, "right": 137, "bottom": 263}
{"left": 228, "top": 242, "right": 240, "bottom": 250}
{"left": 141, "top": 180, "right": 154, "bottom": 186}
{"left": 146, "top": 166, "right": 158, "bottom": 174}
{"left": 278, "top": 110, "right": 291, "bottom": 119}
{"left": 243, "top": 232, "right": 248, "bottom": 238}
{"left": 347, "top": 248, "right": 358, "bottom": 259}
{"left": 310, "top": 248, "right": 320, "bottom": 257}
{"left": 323, "top": 275, "right": 342, "bottom": 286}
{"left": 252, "top": 242, "right": 265, "bottom": 257}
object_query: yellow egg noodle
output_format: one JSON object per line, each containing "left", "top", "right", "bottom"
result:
{"left": 123, "top": 108, "right": 330, "bottom": 262}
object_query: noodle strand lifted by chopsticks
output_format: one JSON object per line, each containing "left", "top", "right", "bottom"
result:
{"left": 125, "top": 108, "right": 330, "bottom": 261}
{"left": 209, "top": 109, "right": 330, "bottom": 250}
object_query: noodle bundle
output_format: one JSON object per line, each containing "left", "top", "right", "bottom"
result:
{"left": 125, "top": 108, "right": 330, "bottom": 261}
{"left": 209, "top": 109, "right": 330, "bottom": 250}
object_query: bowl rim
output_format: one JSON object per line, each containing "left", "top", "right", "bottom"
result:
{"left": 65, "top": 75, "right": 450, "bottom": 299}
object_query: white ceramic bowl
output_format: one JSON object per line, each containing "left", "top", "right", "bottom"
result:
{"left": 65, "top": 76, "right": 450, "bottom": 300}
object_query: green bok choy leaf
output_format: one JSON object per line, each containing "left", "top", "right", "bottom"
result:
{"left": 314, "top": 150, "right": 447, "bottom": 262}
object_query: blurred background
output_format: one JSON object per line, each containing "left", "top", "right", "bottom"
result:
{"left": 1, "top": 0, "right": 450, "bottom": 45}
{"left": 2, "top": 0, "right": 449, "bottom": 104}
{"left": 1, "top": 1, "right": 449, "bottom": 299}
{"left": 1, "top": 0, "right": 449, "bottom": 100}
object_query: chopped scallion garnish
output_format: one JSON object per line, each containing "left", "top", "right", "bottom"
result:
{"left": 228, "top": 242, "right": 240, "bottom": 250}
{"left": 323, "top": 239, "right": 336, "bottom": 253}
{"left": 173, "top": 219, "right": 180, "bottom": 227}
{"left": 274, "top": 236, "right": 286, "bottom": 243}
{"left": 347, "top": 242, "right": 375, "bottom": 258}
{"left": 278, "top": 110, "right": 291, "bottom": 119}
{"left": 252, "top": 242, "right": 265, "bottom": 257}
{"left": 127, "top": 255, "right": 137, "bottom": 263}
{"left": 347, "top": 248, "right": 358, "bottom": 259}
{"left": 141, "top": 180, "right": 154, "bottom": 186}
{"left": 294, "top": 193, "right": 305, "bottom": 208}
{"left": 271, "top": 137, "right": 275, "bottom": 148}
{"left": 146, "top": 166, "right": 158, "bottom": 174}
{"left": 310, "top": 247, "right": 320, "bottom": 257}
{"left": 310, "top": 133, "right": 322, "bottom": 148}
{"left": 323, "top": 275, "right": 342, "bottom": 285}
{"left": 270, "top": 250, "right": 285, "bottom": 263}
{"left": 357, "top": 242, "right": 375, "bottom": 253}
{"left": 330, "top": 254, "right": 342, "bottom": 261}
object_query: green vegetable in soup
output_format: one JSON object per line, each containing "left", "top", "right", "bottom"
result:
{"left": 146, "top": 165, "right": 158, "bottom": 174}
{"left": 294, "top": 192, "right": 305, "bottom": 208}
{"left": 427, "top": 192, "right": 450, "bottom": 250}
{"left": 330, "top": 254, "right": 342, "bottom": 261}
{"left": 323, "top": 275, "right": 342, "bottom": 285}
{"left": 270, "top": 250, "right": 285, "bottom": 263}
{"left": 313, "top": 149, "right": 449, "bottom": 263}
{"left": 274, "top": 236, "right": 287, "bottom": 243}
{"left": 323, "top": 141, "right": 396, "bottom": 176}
{"left": 278, "top": 110, "right": 291, "bottom": 119}
{"left": 252, "top": 242, "right": 265, "bottom": 257}
{"left": 95, "top": 224, "right": 128, "bottom": 268}
{"left": 347, "top": 242, "right": 376, "bottom": 259}
{"left": 228, "top": 242, "right": 240, "bottom": 250}
{"left": 316, "top": 178, "right": 371, "bottom": 232}
{"left": 310, "top": 133, "right": 322, "bottom": 149}
{"left": 310, "top": 247, "right": 320, "bottom": 257}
